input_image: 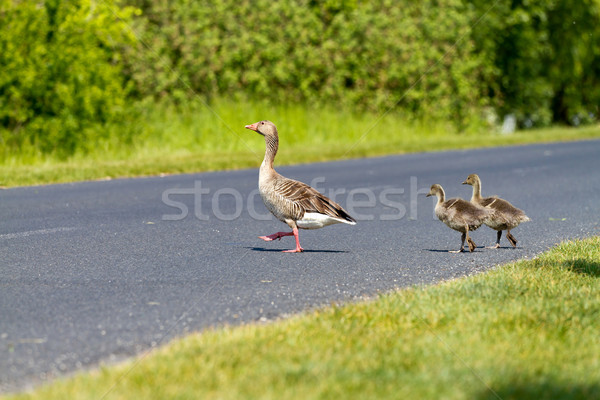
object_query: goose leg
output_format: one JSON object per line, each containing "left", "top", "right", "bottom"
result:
{"left": 506, "top": 230, "right": 518, "bottom": 248}
{"left": 282, "top": 227, "right": 304, "bottom": 253}
{"left": 486, "top": 231, "right": 502, "bottom": 249}
{"left": 259, "top": 231, "right": 294, "bottom": 241}
{"left": 450, "top": 232, "right": 466, "bottom": 253}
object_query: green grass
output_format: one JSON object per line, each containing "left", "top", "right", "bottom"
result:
{"left": 6, "top": 236, "right": 600, "bottom": 400}
{"left": 1, "top": 99, "right": 600, "bottom": 187}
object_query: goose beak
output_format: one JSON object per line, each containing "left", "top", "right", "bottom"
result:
{"left": 425, "top": 193, "right": 432, "bottom": 197}
{"left": 245, "top": 122, "right": 259, "bottom": 131}
{"left": 461, "top": 180, "right": 468, "bottom": 185}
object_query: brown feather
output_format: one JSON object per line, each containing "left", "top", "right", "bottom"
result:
{"left": 274, "top": 177, "right": 356, "bottom": 223}
{"left": 428, "top": 184, "right": 491, "bottom": 233}
{"left": 427, "top": 183, "right": 490, "bottom": 252}
{"left": 464, "top": 174, "right": 530, "bottom": 231}
{"left": 437, "top": 197, "right": 491, "bottom": 233}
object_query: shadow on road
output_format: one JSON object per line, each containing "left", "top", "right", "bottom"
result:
{"left": 245, "top": 247, "right": 348, "bottom": 253}
{"left": 423, "top": 246, "right": 494, "bottom": 253}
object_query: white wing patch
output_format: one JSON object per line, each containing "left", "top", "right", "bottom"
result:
{"left": 297, "top": 212, "right": 356, "bottom": 229}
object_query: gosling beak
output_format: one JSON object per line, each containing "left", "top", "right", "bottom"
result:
{"left": 461, "top": 180, "right": 468, "bottom": 185}
{"left": 425, "top": 193, "right": 432, "bottom": 197}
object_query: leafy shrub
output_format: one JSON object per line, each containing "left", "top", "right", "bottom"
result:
{"left": 123, "top": 0, "right": 485, "bottom": 129}
{"left": 0, "top": 0, "right": 138, "bottom": 156}
{"left": 2, "top": 0, "right": 600, "bottom": 158}
{"left": 124, "top": 0, "right": 600, "bottom": 129}
{"left": 470, "top": 0, "right": 600, "bottom": 127}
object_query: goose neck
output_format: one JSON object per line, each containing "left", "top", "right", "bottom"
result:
{"left": 471, "top": 180, "right": 483, "bottom": 202}
{"left": 434, "top": 187, "right": 445, "bottom": 204}
{"left": 437, "top": 191, "right": 445, "bottom": 204}
{"left": 262, "top": 134, "right": 278, "bottom": 170}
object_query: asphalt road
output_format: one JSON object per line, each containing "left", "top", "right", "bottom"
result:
{"left": 1, "top": 140, "right": 599, "bottom": 393}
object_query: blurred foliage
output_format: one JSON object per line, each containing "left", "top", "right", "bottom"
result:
{"left": 123, "top": 0, "right": 484, "bottom": 127}
{"left": 470, "top": 0, "right": 600, "bottom": 128}
{"left": 0, "top": 0, "right": 138, "bottom": 156}
{"left": 123, "top": 0, "right": 600, "bottom": 129}
{"left": 1, "top": 0, "right": 599, "bottom": 157}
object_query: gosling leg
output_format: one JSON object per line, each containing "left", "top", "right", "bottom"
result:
{"left": 486, "top": 231, "right": 502, "bottom": 249}
{"left": 465, "top": 227, "right": 476, "bottom": 252}
{"left": 506, "top": 230, "right": 518, "bottom": 248}
{"left": 449, "top": 232, "right": 466, "bottom": 253}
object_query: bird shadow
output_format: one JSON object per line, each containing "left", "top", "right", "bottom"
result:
{"left": 424, "top": 246, "right": 486, "bottom": 253}
{"left": 245, "top": 247, "right": 348, "bottom": 254}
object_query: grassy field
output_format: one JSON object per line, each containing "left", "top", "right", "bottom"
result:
{"left": 1, "top": 99, "right": 600, "bottom": 187}
{"left": 6, "top": 236, "right": 600, "bottom": 400}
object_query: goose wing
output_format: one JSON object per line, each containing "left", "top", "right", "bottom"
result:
{"left": 274, "top": 177, "right": 356, "bottom": 223}
{"left": 482, "top": 196, "right": 530, "bottom": 225}
{"left": 444, "top": 198, "right": 491, "bottom": 230}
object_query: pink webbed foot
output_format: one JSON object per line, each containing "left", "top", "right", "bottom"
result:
{"left": 259, "top": 231, "right": 294, "bottom": 241}
{"left": 283, "top": 246, "right": 304, "bottom": 253}
{"left": 259, "top": 227, "right": 304, "bottom": 253}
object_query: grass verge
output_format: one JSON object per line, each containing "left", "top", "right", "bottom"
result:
{"left": 1, "top": 99, "right": 600, "bottom": 187}
{"left": 6, "top": 236, "right": 600, "bottom": 399}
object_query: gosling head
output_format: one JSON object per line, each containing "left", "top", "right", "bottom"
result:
{"left": 426, "top": 184, "right": 444, "bottom": 198}
{"left": 462, "top": 173, "right": 481, "bottom": 186}
{"left": 244, "top": 120, "right": 278, "bottom": 137}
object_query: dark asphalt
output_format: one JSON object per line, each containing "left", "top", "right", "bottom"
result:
{"left": 1, "top": 140, "right": 599, "bottom": 393}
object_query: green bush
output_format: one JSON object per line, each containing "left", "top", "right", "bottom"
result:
{"left": 124, "top": 0, "right": 600, "bottom": 129}
{"left": 1, "top": 0, "right": 600, "bottom": 158}
{"left": 0, "top": 0, "right": 138, "bottom": 156}
{"left": 124, "top": 0, "right": 485, "bottom": 128}
{"left": 470, "top": 0, "right": 600, "bottom": 127}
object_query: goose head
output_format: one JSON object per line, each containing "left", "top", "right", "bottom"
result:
{"left": 245, "top": 120, "right": 278, "bottom": 137}
{"left": 426, "top": 184, "right": 444, "bottom": 199}
{"left": 462, "top": 173, "right": 481, "bottom": 187}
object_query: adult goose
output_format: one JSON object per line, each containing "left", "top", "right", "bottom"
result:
{"left": 426, "top": 184, "right": 491, "bottom": 253}
{"left": 462, "top": 174, "right": 530, "bottom": 248}
{"left": 245, "top": 120, "right": 356, "bottom": 252}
